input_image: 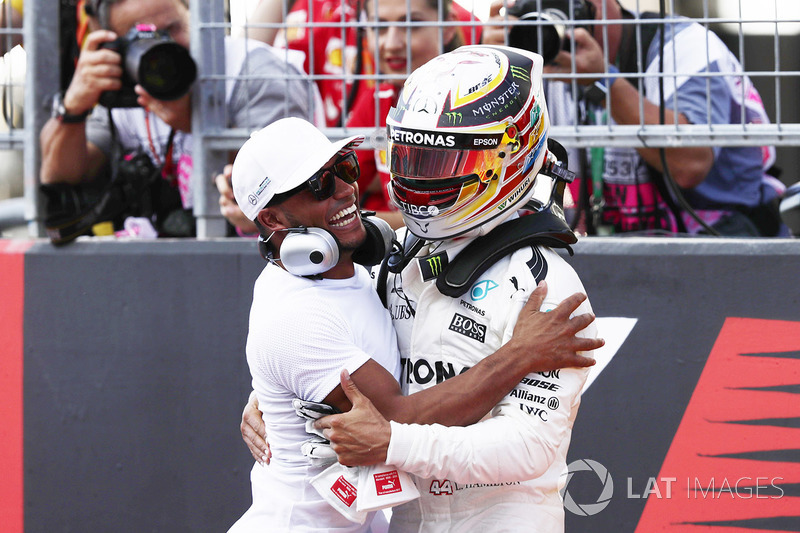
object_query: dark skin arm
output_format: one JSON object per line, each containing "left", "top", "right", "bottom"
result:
{"left": 316, "top": 369, "right": 396, "bottom": 466}
{"left": 241, "top": 281, "right": 603, "bottom": 464}
{"left": 321, "top": 281, "right": 598, "bottom": 425}
{"left": 546, "top": 28, "right": 714, "bottom": 189}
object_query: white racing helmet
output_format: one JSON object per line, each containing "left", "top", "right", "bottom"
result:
{"left": 386, "top": 45, "right": 554, "bottom": 240}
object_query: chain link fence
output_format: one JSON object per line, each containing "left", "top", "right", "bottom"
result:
{"left": 0, "top": 0, "right": 25, "bottom": 231}
{"left": 3, "top": 0, "right": 798, "bottom": 237}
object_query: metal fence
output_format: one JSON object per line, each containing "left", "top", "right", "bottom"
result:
{"left": 3, "top": 0, "right": 799, "bottom": 237}
{"left": 0, "top": 0, "right": 25, "bottom": 232}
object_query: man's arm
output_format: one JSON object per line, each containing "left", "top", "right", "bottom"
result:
{"left": 134, "top": 86, "right": 192, "bottom": 132}
{"left": 480, "top": 0, "right": 511, "bottom": 49}
{"left": 606, "top": 76, "right": 713, "bottom": 188}
{"left": 317, "top": 357, "right": 587, "bottom": 480}
{"left": 40, "top": 30, "right": 121, "bottom": 185}
{"left": 319, "top": 254, "right": 600, "bottom": 477}
{"left": 240, "top": 282, "right": 602, "bottom": 461}
{"left": 323, "top": 281, "right": 599, "bottom": 428}
{"left": 237, "top": 0, "right": 286, "bottom": 46}
{"left": 241, "top": 391, "right": 271, "bottom": 465}
{"left": 546, "top": 28, "right": 713, "bottom": 188}
{"left": 215, "top": 162, "right": 259, "bottom": 234}
{"left": 319, "top": 285, "right": 597, "bottom": 475}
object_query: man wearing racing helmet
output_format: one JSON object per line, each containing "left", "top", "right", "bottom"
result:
{"left": 240, "top": 46, "right": 600, "bottom": 531}
{"left": 230, "top": 115, "right": 601, "bottom": 531}
{"left": 385, "top": 44, "right": 555, "bottom": 239}
{"left": 321, "top": 44, "right": 597, "bottom": 531}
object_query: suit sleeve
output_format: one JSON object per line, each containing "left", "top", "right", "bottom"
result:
{"left": 385, "top": 351, "right": 591, "bottom": 483}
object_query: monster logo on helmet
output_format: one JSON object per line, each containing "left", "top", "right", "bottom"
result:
{"left": 386, "top": 45, "right": 552, "bottom": 240}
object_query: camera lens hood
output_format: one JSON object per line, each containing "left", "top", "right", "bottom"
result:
{"left": 506, "top": 0, "right": 595, "bottom": 64}
{"left": 129, "top": 40, "right": 197, "bottom": 101}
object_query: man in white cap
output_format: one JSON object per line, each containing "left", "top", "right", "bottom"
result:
{"left": 227, "top": 116, "right": 601, "bottom": 532}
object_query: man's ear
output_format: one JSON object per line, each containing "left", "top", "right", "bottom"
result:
{"left": 256, "top": 208, "right": 285, "bottom": 233}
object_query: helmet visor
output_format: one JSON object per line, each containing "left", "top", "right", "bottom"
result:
{"left": 387, "top": 125, "right": 507, "bottom": 182}
{"left": 389, "top": 143, "right": 504, "bottom": 183}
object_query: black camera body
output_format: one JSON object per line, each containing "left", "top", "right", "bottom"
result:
{"left": 507, "top": 0, "right": 595, "bottom": 64}
{"left": 99, "top": 24, "right": 197, "bottom": 108}
{"left": 41, "top": 152, "right": 159, "bottom": 244}
{"left": 42, "top": 149, "right": 195, "bottom": 245}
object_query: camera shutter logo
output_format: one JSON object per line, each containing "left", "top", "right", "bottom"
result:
{"left": 560, "top": 459, "right": 614, "bottom": 516}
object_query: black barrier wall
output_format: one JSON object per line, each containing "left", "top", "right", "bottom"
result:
{"left": 23, "top": 240, "right": 264, "bottom": 532}
{"left": 17, "top": 238, "right": 800, "bottom": 532}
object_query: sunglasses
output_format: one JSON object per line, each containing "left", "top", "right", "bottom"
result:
{"left": 268, "top": 152, "right": 360, "bottom": 206}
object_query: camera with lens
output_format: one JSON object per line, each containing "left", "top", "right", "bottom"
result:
{"left": 41, "top": 151, "right": 160, "bottom": 245}
{"left": 506, "top": 0, "right": 595, "bottom": 64}
{"left": 98, "top": 24, "right": 197, "bottom": 108}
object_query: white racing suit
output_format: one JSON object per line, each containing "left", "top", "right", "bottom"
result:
{"left": 382, "top": 229, "right": 596, "bottom": 532}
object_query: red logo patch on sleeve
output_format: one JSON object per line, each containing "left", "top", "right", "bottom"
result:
{"left": 331, "top": 475, "right": 358, "bottom": 507}
{"left": 374, "top": 470, "right": 403, "bottom": 496}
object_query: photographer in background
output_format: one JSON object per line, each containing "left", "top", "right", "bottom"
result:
{"left": 484, "top": 0, "right": 785, "bottom": 236}
{"left": 39, "top": 0, "right": 313, "bottom": 241}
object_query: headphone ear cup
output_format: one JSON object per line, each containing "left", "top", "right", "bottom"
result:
{"left": 352, "top": 215, "right": 395, "bottom": 266}
{"left": 280, "top": 228, "right": 340, "bottom": 276}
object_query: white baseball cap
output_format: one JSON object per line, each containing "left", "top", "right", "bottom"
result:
{"left": 232, "top": 117, "right": 365, "bottom": 221}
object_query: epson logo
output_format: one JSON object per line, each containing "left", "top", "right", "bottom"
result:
{"left": 473, "top": 137, "right": 499, "bottom": 147}
{"left": 448, "top": 313, "right": 487, "bottom": 343}
{"left": 391, "top": 129, "right": 456, "bottom": 148}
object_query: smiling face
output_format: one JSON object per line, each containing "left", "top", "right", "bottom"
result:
{"left": 108, "top": 0, "right": 190, "bottom": 48}
{"left": 262, "top": 162, "right": 367, "bottom": 279}
{"left": 366, "top": 0, "right": 457, "bottom": 88}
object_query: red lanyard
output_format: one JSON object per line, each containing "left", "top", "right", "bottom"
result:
{"left": 144, "top": 111, "right": 176, "bottom": 182}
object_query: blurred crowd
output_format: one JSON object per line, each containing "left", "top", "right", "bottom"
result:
{"left": 1, "top": 0, "right": 798, "bottom": 239}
